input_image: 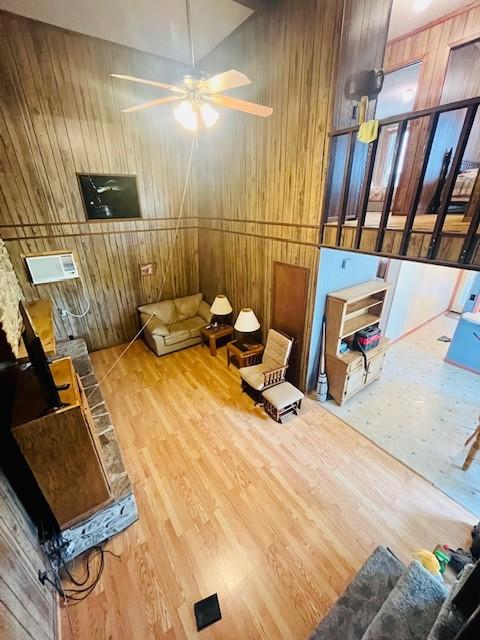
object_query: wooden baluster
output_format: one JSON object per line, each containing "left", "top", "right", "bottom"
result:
{"left": 458, "top": 172, "right": 480, "bottom": 264}
{"left": 427, "top": 104, "right": 478, "bottom": 260}
{"left": 375, "top": 119, "right": 408, "bottom": 253}
{"left": 354, "top": 135, "right": 379, "bottom": 249}
{"left": 399, "top": 113, "right": 439, "bottom": 255}
{"left": 336, "top": 132, "right": 357, "bottom": 247}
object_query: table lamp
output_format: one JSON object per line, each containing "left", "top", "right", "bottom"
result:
{"left": 210, "top": 294, "right": 233, "bottom": 327}
{"left": 234, "top": 308, "right": 260, "bottom": 348}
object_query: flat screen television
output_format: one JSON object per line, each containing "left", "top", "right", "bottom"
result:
{"left": 77, "top": 173, "right": 141, "bottom": 220}
{"left": 19, "top": 301, "right": 63, "bottom": 411}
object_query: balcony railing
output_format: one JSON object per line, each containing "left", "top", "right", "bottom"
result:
{"left": 319, "top": 96, "right": 480, "bottom": 269}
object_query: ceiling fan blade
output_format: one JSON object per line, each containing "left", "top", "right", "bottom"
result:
{"left": 111, "top": 73, "right": 185, "bottom": 94}
{"left": 203, "top": 69, "right": 252, "bottom": 94}
{"left": 122, "top": 95, "right": 182, "bottom": 113}
{"left": 208, "top": 94, "right": 273, "bottom": 117}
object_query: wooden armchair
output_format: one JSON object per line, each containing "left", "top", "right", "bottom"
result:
{"left": 239, "top": 329, "right": 293, "bottom": 403}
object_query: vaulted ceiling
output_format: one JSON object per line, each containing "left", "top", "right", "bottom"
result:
{"left": 0, "top": 0, "right": 253, "bottom": 64}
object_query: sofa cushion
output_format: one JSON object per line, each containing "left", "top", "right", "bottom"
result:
{"left": 174, "top": 293, "right": 203, "bottom": 321}
{"left": 148, "top": 317, "right": 170, "bottom": 337}
{"left": 164, "top": 322, "right": 191, "bottom": 346}
{"left": 239, "top": 363, "right": 272, "bottom": 390}
{"left": 140, "top": 313, "right": 170, "bottom": 337}
{"left": 182, "top": 316, "right": 206, "bottom": 338}
{"left": 198, "top": 299, "right": 213, "bottom": 323}
{"left": 139, "top": 300, "right": 177, "bottom": 325}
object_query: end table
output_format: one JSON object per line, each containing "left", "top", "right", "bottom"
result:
{"left": 201, "top": 325, "right": 234, "bottom": 356}
{"left": 226, "top": 340, "right": 264, "bottom": 368}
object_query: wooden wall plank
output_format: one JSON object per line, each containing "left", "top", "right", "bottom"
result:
{"left": 0, "top": 10, "right": 199, "bottom": 352}
{"left": 195, "top": 0, "right": 344, "bottom": 388}
{"left": 384, "top": 3, "right": 480, "bottom": 216}
{"left": 333, "top": 0, "right": 393, "bottom": 129}
{"left": 0, "top": 470, "right": 56, "bottom": 640}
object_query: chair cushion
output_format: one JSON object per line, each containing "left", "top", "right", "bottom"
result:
{"left": 239, "top": 363, "right": 271, "bottom": 391}
{"left": 182, "top": 316, "right": 207, "bottom": 338}
{"left": 164, "top": 322, "right": 191, "bottom": 346}
{"left": 138, "top": 300, "right": 177, "bottom": 325}
{"left": 263, "top": 329, "right": 293, "bottom": 369}
{"left": 262, "top": 382, "right": 304, "bottom": 408}
{"left": 174, "top": 293, "right": 203, "bottom": 321}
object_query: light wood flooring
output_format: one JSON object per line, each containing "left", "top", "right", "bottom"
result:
{"left": 61, "top": 340, "right": 476, "bottom": 639}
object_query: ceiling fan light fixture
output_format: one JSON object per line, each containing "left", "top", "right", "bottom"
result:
{"left": 112, "top": 3, "right": 271, "bottom": 125}
{"left": 200, "top": 102, "right": 219, "bottom": 128}
{"left": 173, "top": 100, "right": 220, "bottom": 131}
{"left": 174, "top": 100, "right": 199, "bottom": 131}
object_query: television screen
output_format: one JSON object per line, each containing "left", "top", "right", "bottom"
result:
{"left": 19, "top": 301, "right": 62, "bottom": 411}
{"left": 78, "top": 174, "right": 141, "bottom": 220}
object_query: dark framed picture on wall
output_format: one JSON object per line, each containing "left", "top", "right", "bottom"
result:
{"left": 77, "top": 173, "right": 142, "bottom": 220}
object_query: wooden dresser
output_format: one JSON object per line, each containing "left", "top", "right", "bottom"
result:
{"left": 325, "top": 280, "right": 391, "bottom": 405}
{"left": 11, "top": 356, "right": 112, "bottom": 530}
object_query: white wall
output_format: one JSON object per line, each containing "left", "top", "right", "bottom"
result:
{"left": 384, "top": 260, "right": 460, "bottom": 341}
{"left": 307, "top": 248, "right": 380, "bottom": 391}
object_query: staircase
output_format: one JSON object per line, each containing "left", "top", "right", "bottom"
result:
{"left": 309, "top": 546, "right": 474, "bottom": 640}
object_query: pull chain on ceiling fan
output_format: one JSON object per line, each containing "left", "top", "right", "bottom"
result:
{"left": 111, "top": 0, "right": 273, "bottom": 131}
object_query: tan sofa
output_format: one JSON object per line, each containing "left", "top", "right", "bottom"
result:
{"left": 138, "top": 293, "right": 212, "bottom": 356}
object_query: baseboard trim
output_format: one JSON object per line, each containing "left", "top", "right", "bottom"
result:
{"left": 444, "top": 357, "right": 480, "bottom": 375}
{"left": 387, "top": 309, "right": 450, "bottom": 346}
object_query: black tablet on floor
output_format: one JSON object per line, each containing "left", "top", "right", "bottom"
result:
{"left": 194, "top": 593, "right": 222, "bottom": 631}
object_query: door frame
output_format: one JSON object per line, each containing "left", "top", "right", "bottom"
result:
{"left": 271, "top": 261, "right": 310, "bottom": 388}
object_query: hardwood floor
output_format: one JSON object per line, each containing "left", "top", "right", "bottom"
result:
{"left": 61, "top": 340, "right": 475, "bottom": 639}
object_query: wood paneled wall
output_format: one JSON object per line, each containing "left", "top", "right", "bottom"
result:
{"left": 385, "top": 2, "right": 480, "bottom": 214}
{"left": 385, "top": 2, "right": 480, "bottom": 110}
{"left": 333, "top": 0, "right": 393, "bottom": 129}
{"left": 0, "top": 10, "right": 199, "bottom": 351}
{"left": 196, "top": 0, "right": 343, "bottom": 388}
{"left": 0, "top": 469, "right": 57, "bottom": 640}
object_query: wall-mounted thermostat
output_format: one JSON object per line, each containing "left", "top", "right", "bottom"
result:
{"left": 24, "top": 252, "right": 79, "bottom": 285}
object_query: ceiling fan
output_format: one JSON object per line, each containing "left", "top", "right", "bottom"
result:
{"left": 111, "top": 0, "right": 272, "bottom": 131}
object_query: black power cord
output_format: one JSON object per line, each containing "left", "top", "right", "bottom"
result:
{"left": 39, "top": 536, "right": 121, "bottom": 605}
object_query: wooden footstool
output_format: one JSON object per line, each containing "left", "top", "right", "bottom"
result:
{"left": 262, "top": 382, "right": 304, "bottom": 423}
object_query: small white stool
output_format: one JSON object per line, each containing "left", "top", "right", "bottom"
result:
{"left": 262, "top": 382, "right": 304, "bottom": 423}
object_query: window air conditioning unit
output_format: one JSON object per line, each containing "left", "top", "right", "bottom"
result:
{"left": 24, "top": 252, "right": 79, "bottom": 285}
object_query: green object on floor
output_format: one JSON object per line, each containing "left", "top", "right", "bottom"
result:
{"left": 434, "top": 550, "right": 450, "bottom": 574}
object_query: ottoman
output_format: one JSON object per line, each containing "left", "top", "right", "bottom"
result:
{"left": 262, "top": 382, "right": 304, "bottom": 423}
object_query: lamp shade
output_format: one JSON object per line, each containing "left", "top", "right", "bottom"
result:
{"left": 210, "top": 294, "right": 232, "bottom": 316}
{"left": 234, "top": 308, "right": 260, "bottom": 333}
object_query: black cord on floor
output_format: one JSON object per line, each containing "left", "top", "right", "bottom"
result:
{"left": 43, "top": 537, "right": 121, "bottom": 605}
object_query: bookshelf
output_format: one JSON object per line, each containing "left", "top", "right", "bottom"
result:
{"left": 325, "top": 280, "right": 391, "bottom": 405}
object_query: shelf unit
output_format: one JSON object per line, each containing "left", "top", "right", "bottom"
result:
{"left": 11, "top": 358, "right": 113, "bottom": 529}
{"left": 325, "top": 280, "right": 391, "bottom": 405}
